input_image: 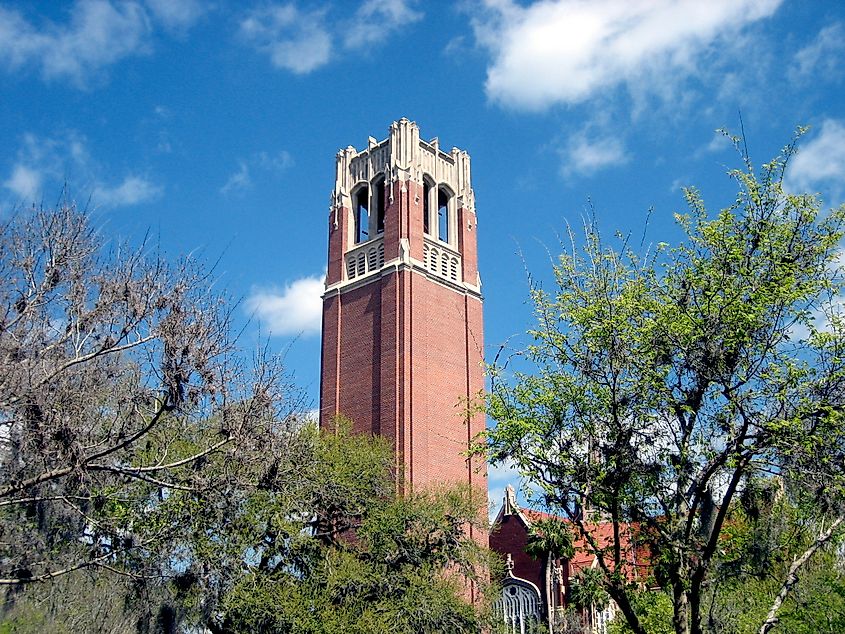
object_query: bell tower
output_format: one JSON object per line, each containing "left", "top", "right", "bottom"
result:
{"left": 319, "top": 118, "right": 486, "bottom": 497}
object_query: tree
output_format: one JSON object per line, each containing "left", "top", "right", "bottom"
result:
{"left": 701, "top": 477, "right": 845, "bottom": 634}
{"left": 0, "top": 200, "right": 300, "bottom": 589}
{"left": 606, "top": 480, "right": 845, "bottom": 634}
{"left": 2, "top": 415, "right": 491, "bottom": 633}
{"left": 0, "top": 567, "right": 175, "bottom": 633}
{"left": 213, "top": 423, "right": 493, "bottom": 634}
{"left": 525, "top": 517, "right": 573, "bottom": 632}
{"left": 608, "top": 591, "right": 674, "bottom": 634}
{"left": 756, "top": 400, "right": 845, "bottom": 633}
{"left": 481, "top": 131, "right": 845, "bottom": 634}
{"left": 569, "top": 567, "right": 611, "bottom": 633}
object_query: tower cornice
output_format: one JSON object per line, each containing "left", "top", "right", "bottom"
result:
{"left": 332, "top": 118, "right": 475, "bottom": 216}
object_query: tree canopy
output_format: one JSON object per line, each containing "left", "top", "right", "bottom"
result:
{"left": 0, "top": 201, "right": 303, "bottom": 587}
{"left": 482, "top": 131, "right": 845, "bottom": 634}
{"left": 222, "top": 425, "right": 491, "bottom": 633}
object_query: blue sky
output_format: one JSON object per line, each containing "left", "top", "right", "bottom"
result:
{"left": 2, "top": 0, "right": 845, "bottom": 507}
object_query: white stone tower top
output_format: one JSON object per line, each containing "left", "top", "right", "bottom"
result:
{"left": 331, "top": 118, "right": 475, "bottom": 218}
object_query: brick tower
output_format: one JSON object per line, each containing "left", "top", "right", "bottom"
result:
{"left": 319, "top": 118, "right": 486, "bottom": 497}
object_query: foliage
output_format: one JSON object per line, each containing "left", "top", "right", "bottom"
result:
{"left": 608, "top": 591, "right": 674, "bottom": 634}
{"left": 569, "top": 568, "right": 610, "bottom": 612}
{"left": 481, "top": 130, "right": 845, "bottom": 634}
{"left": 525, "top": 517, "right": 574, "bottom": 561}
{"left": 1, "top": 415, "right": 491, "bottom": 632}
{"left": 0, "top": 201, "right": 304, "bottom": 589}
{"left": 761, "top": 554, "right": 845, "bottom": 633}
{"left": 702, "top": 478, "right": 845, "bottom": 633}
{"left": 0, "top": 569, "right": 175, "bottom": 633}
{"left": 606, "top": 482, "right": 845, "bottom": 634}
{"left": 218, "top": 424, "right": 492, "bottom": 634}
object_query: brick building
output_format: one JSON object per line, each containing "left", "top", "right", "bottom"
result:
{"left": 491, "top": 486, "right": 650, "bottom": 634}
{"left": 318, "top": 117, "right": 486, "bottom": 507}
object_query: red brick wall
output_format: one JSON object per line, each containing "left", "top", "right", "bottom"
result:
{"left": 319, "top": 174, "right": 487, "bottom": 542}
{"left": 490, "top": 514, "right": 545, "bottom": 592}
{"left": 407, "top": 277, "right": 484, "bottom": 488}
{"left": 319, "top": 293, "right": 339, "bottom": 423}
{"left": 325, "top": 203, "right": 349, "bottom": 287}
{"left": 458, "top": 205, "right": 479, "bottom": 283}
{"left": 337, "top": 283, "right": 383, "bottom": 435}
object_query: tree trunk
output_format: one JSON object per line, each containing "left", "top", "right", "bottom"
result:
{"left": 608, "top": 584, "right": 646, "bottom": 634}
{"left": 759, "top": 515, "right": 844, "bottom": 634}
{"left": 688, "top": 566, "right": 707, "bottom": 634}
{"left": 546, "top": 553, "right": 554, "bottom": 634}
{"left": 672, "top": 583, "right": 689, "bottom": 634}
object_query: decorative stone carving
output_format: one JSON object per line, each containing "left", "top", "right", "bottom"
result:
{"left": 333, "top": 118, "right": 475, "bottom": 215}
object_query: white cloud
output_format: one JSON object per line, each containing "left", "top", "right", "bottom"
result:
{"left": 2, "top": 131, "right": 161, "bottom": 207}
{"left": 669, "top": 177, "right": 688, "bottom": 194}
{"left": 240, "top": 1, "right": 421, "bottom": 73}
{"left": 689, "top": 130, "right": 733, "bottom": 161}
{"left": 2, "top": 132, "right": 80, "bottom": 201}
{"left": 246, "top": 274, "right": 324, "bottom": 337}
{"left": 487, "top": 457, "right": 519, "bottom": 511}
{"left": 784, "top": 119, "right": 845, "bottom": 204}
{"left": 0, "top": 1, "right": 205, "bottom": 85}
{"left": 789, "top": 22, "right": 845, "bottom": 82}
{"left": 0, "top": 0, "right": 151, "bottom": 85}
{"left": 221, "top": 161, "right": 251, "bottom": 195}
{"left": 144, "top": 0, "right": 204, "bottom": 30}
{"left": 471, "top": 0, "right": 782, "bottom": 111}
{"left": 789, "top": 261, "right": 845, "bottom": 342}
{"left": 810, "top": 297, "right": 845, "bottom": 338}
{"left": 560, "top": 131, "right": 628, "bottom": 177}
{"left": 343, "top": 0, "right": 422, "bottom": 50}
{"left": 704, "top": 130, "right": 732, "bottom": 154}
{"left": 94, "top": 175, "right": 162, "bottom": 206}
{"left": 3, "top": 165, "right": 43, "bottom": 200}
{"left": 443, "top": 35, "right": 467, "bottom": 56}
{"left": 486, "top": 457, "right": 546, "bottom": 522}
{"left": 221, "top": 151, "right": 294, "bottom": 195}
{"left": 256, "top": 150, "right": 294, "bottom": 173}
{"left": 239, "top": 4, "right": 332, "bottom": 74}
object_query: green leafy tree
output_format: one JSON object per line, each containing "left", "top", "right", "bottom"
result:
{"left": 218, "top": 424, "right": 492, "bottom": 634}
{"left": 756, "top": 411, "right": 845, "bottom": 633}
{"left": 569, "top": 568, "right": 610, "bottom": 612}
{"left": 702, "top": 478, "right": 845, "bottom": 634}
{"left": 608, "top": 591, "right": 674, "bottom": 634}
{"left": 568, "top": 567, "right": 612, "bottom": 633}
{"left": 606, "top": 480, "right": 845, "bottom": 634}
{"left": 525, "top": 517, "right": 574, "bottom": 629}
{"left": 0, "top": 569, "right": 177, "bottom": 633}
{"left": 525, "top": 518, "right": 575, "bottom": 562}
{"left": 2, "top": 419, "right": 492, "bottom": 633}
{"left": 481, "top": 131, "right": 845, "bottom": 634}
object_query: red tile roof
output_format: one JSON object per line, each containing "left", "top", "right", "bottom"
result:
{"left": 508, "top": 507, "right": 649, "bottom": 583}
